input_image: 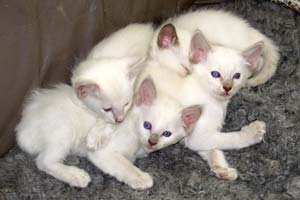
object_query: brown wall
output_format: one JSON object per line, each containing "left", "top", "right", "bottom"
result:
{"left": 0, "top": 0, "right": 194, "bottom": 156}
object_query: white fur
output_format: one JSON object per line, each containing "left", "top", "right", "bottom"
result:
{"left": 88, "top": 23, "right": 154, "bottom": 59}
{"left": 71, "top": 57, "right": 137, "bottom": 123}
{"left": 154, "top": 9, "right": 279, "bottom": 86}
{"left": 142, "top": 38, "right": 267, "bottom": 180}
{"left": 16, "top": 82, "right": 192, "bottom": 189}
{"left": 16, "top": 23, "right": 155, "bottom": 188}
{"left": 87, "top": 79, "right": 201, "bottom": 189}
{"left": 16, "top": 85, "right": 99, "bottom": 187}
{"left": 150, "top": 26, "right": 192, "bottom": 76}
{"left": 71, "top": 23, "right": 154, "bottom": 123}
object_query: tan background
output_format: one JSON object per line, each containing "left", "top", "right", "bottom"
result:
{"left": 0, "top": 0, "right": 195, "bottom": 156}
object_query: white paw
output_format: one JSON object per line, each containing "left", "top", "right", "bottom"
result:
{"left": 67, "top": 167, "right": 91, "bottom": 188}
{"left": 86, "top": 132, "right": 109, "bottom": 151}
{"left": 212, "top": 165, "right": 238, "bottom": 181}
{"left": 242, "top": 120, "right": 266, "bottom": 145}
{"left": 127, "top": 172, "right": 153, "bottom": 190}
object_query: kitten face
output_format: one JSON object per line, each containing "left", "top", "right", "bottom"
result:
{"left": 72, "top": 57, "right": 144, "bottom": 124}
{"left": 134, "top": 78, "right": 202, "bottom": 153}
{"left": 195, "top": 46, "right": 251, "bottom": 99}
{"left": 190, "top": 31, "right": 263, "bottom": 100}
{"left": 137, "top": 98, "right": 185, "bottom": 153}
{"left": 152, "top": 25, "right": 263, "bottom": 96}
{"left": 76, "top": 82, "right": 132, "bottom": 123}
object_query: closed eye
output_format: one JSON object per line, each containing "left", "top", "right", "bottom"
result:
{"left": 181, "top": 64, "right": 191, "bottom": 74}
{"left": 103, "top": 108, "right": 112, "bottom": 112}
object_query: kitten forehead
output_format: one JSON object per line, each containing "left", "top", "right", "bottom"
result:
{"left": 72, "top": 58, "right": 128, "bottom": 80}
{"left": 142, "top": 95, "right": 182, "bottom": 130}
{"left": 72, "top": 58, "right": 132, "bottom": 104}
{"left": 207, "top": 46, "right": 246, "bottom": 69}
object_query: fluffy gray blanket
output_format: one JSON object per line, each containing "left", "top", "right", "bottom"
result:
{"left": 1, "top": 0, "right": 299, "bottom": 199}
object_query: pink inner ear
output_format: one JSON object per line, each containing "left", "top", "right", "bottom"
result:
{"left": 161, "top": 38, "right": 172, "bottom": 48}
{"left": 242, "top": 41, "right": 263, "bottom": 71}
{"left": 189, "top": 30, "right": 210, "bottom": 64}
{"left": 190, "top": 47, "right": 207, "bottom": 64}
{"left": 183, "top": 114, "right": 196, "bottom": 128}
{"left": 157, "top": 24, "right": 178, "bottom": 49}
{"left": 135, "top": 78, "right": 157, "bottom": 106}
{"left": 76, "top": 84, "right": 99, "bottom": 99}
{"left": 181, "top": 105, "right": 202, "bottom": 128}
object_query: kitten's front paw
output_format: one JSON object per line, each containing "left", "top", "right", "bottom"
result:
{"left": 212, "top": 165, "right": 238, "bottom": 181}
{"left": 67, "top": 167, "right": 91, "bottom": 188}
{"left": 243, "top": 120, "right": 266, "bottom": 145}
{"left": 127, "top": 172, "right": 153, "bottom": 190}
{"left": 86, "top": 132, "right": 109, "bottom": 151}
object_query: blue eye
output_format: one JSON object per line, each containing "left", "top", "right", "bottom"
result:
{"left": 162, "top": 131, "right": 172, "bottom": 137}
{"left": 211, "top": 71, "right": 221, "bottom": 78}
{"left": 233, "top": 73, "right": 241, "bottom": 79}
{"left": 143, "top": 121, "right": 152, "bottom": 130}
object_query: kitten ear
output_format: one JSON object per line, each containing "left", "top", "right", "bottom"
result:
{"left": 181, "top": 105, "right": 202, "bottom": 130}
{"left": 189, "top": 30, "right": 211, "bottom": 64}
{"left": 157, "top": 23, "right": 178, "bottom": 49}
{"left": 242, "top": 41, "right": 264, "bottom": 72}
{"left": 127, "top": 56, "right": 147, "bottom": 80}
{"left": 135, "top": 77, "right": 157, "bottom": 106}
{"left": 75, "top": 82, "right": 100, "bottom": 99}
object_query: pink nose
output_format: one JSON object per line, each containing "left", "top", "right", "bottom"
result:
{"left": 223, "top": 86, "right": 232, "bottom": 92}
{"left": 115, "top": 116, "right": 124, "bottom": 123}
{"left": 148, "top": 139, "right": 157, "bottom": 146}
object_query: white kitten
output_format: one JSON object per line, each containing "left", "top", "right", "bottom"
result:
{"left": 141, "top": 27, "right": 267, "bottom": 180}
{"left": 186, "top": 31, "right": 267, "bottom": 180}
{"left": 88, "top": 23, "right": 154, "bottom": 59}
{"left": 152, "top": 9, "right": 279, "bottom": 86}
{"left": 16, "top": 24, "right": 153, "bottom": 188}
{"left": 71, "top": 57, "right": 144, "bottom": 123}
{"left": 16, "top": 57, "right": 141, "bottom": 188}
{"left": 87, "top": 77, "right": 202, "bottom": 190}
{"left": 16, "top": 84, "right": 98, "bottom": 187}
{"left": 72, "top": 23, "right": 154, "bottom": 123}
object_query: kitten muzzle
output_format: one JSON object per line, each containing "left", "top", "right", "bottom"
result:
{"left": 115, "top": 115, "right": 124, "bottom": 123}
{"left": 148, "top": 134, "right": 159, "bottom": 146}
{"left": 222, "top": 80, "right": 233, "bottom": 96}
{"left": 112, "top": 110, "right": 125, "bottom": 123}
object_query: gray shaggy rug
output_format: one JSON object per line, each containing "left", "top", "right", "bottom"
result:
{"left": 1, "top": 0, "right": 299, "bottom": 199}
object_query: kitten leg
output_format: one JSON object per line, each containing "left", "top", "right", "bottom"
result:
{"left": 86, "top": 122, "right": 115, "bottom": 151}
{"left": 198, "top": 149, "right": 238, "bottom": 181}
{"left": 186, "top": 120, "right": 266, "bottom": 151}
{"left": 88, "top": 150, "right": 153, "bottom": 190}
{"left": 213, "top": 120, "right": 266, "bottom": 150}
{"left": 36, "top": 146, "right": 90, "bottom": 188}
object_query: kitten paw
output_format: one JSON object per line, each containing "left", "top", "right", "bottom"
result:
{"left": 86, "top": 132, "right": 109, "bottom": 151}
{"left": 127, "top": 172, "right": 153, "bottom": 190}
{"left": 212, "top": 165, "right": 238, "bottom": 181}
{"left": 242, "top": 120, "right": 266, "bottom": 145}
{"left": 67, "top": 167, "right": 91, "bottom": 188}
